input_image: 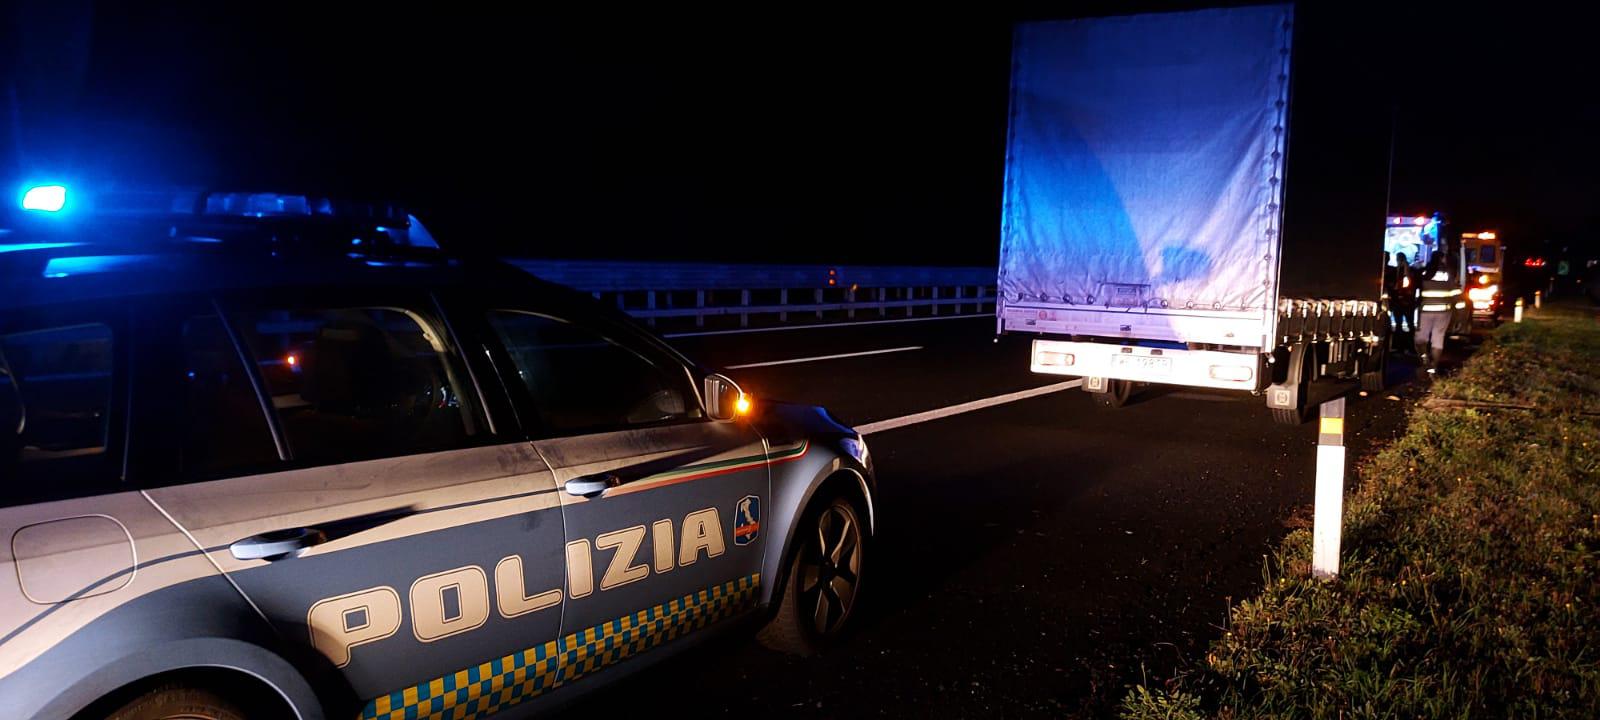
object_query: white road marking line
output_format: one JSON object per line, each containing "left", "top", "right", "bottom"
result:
{"left": 663, "top": 313, "right": 991, "bottom": 338}
{"left": 855, "top": 380, "right": 1083, "bottom": 435}
{"left": 726, "top": 346, "right": 923, "bottom": 370}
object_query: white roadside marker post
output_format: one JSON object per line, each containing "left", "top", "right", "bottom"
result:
{"left": 1514, "top": 297, "right": 1524, "bottom": 323}
{"left": 1312, "top": 396, "right": 1346, "bottom": 580}
{"left": 1535, "top": 290, "right": 1542, "bottom": 309}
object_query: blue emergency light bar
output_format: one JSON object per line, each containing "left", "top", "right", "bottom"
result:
{"left": 9, "top": 182, "right": 438, "bottom": 249}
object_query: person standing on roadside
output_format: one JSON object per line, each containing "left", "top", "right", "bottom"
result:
{"left": 1415, "top": 245, "right": 1457, "bottom": 369}
{"left": 1389, "top": 251, "right": 1416, "bottom": 334}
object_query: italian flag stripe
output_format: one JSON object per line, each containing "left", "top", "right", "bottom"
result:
{"left": 605, "top": 441, "right": 809, "bottom": 497}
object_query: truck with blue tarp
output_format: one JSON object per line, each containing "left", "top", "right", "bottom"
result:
{"left": 995, "top": 5, "right": 1389, "bottom": 424}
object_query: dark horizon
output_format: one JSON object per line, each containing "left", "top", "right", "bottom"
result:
{"left": 3, "top": 2, "right": 1595, "bottom": 265}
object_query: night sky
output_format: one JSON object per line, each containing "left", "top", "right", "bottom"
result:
{"left": 3, "top": 2, "right": 1595, "bottom": 265}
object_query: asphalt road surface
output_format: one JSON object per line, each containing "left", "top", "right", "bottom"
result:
{"left": 566, "top": 315, "right": 1421, "bottom": 718}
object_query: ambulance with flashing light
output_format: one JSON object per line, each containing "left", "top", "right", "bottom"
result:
{"left": 0, "top": 183, "right": 876, "bottom": 720}
{"left": 1386, "top": 214, "right": 1477, "bottom": 339}
{"left": 1460, "top": 231, "right": 1505, "bottom": 327}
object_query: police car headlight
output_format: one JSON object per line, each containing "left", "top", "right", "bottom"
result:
{"left": 840, "top": 436, "right": 870, "bottom": 466}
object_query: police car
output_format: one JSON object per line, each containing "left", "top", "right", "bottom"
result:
{"left": 0, "top": 184, "right": 876, "bottom": 719}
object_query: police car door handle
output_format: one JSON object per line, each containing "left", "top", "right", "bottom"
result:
{"left": 564, "top": 473, "right": 620, "bottom": 498}
{"left": 230, "top": 527, "right": 329, "bottom": 562}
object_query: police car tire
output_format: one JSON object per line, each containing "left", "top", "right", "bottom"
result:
{"left": 758, "top": 491, "right": 867, "bottom": 657}
{"left": 106, "top": 683, "right": 248, "bottom": 720}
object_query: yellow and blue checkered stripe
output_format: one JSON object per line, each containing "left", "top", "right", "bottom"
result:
{"left": 359, "top": 574, "right": 760, "bottom": 720}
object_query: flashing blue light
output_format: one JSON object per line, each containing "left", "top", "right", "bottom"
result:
{"left": 21, "top": 185, "right": 68, "bottom": 212}
{"left": 204, "top": 192, "right": 312, "bottom": 217}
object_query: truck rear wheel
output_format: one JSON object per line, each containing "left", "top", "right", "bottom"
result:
{"left": 1089, "top": 379, "right": 1135, "bottom": 408}
{"left": 1270, "top": 405, "right": 1308, "bottom": 425}
{"left": 1359, "top": 345, "right": 1388, "bottom": 393}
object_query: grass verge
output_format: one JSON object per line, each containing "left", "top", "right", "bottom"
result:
{"left": 1122, "top": 303, "right": 1600, "bottom": 719}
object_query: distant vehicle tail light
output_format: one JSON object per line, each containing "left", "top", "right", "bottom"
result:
{"left": 1035, "top": 350, "right": 1075, "bottom": 367}
{"left": 1208, "top": 365, "right": 1253, "bottom": 382}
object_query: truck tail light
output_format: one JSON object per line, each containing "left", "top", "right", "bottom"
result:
{"left": 1036, "top": 350, "right": 1075, "bottom": 367}
{"left": 1208, "top": 365, "right": 1253, "bottom": 382}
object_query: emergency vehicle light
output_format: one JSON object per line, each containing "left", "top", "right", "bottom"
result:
{"left": 21, "top": 184, "right": 67, "bottom": 212}
{"left": 204, "top": 192, "right": 319, "bottom": 217}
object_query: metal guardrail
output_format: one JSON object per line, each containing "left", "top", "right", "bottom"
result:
{"left": 508, "top": 259, "right": 998, "bottom": 329}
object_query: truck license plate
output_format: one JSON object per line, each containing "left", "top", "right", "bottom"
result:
{"left": 1111, "top": 355, "right": 1172, "bottom": 375}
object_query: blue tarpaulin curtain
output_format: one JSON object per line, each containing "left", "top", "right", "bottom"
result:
{"left": 999, "top": 5, "right": 1293, "bottom": 313}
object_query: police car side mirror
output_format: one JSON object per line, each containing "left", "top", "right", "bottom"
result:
{"left": 704, "top": 373, "right": 749, "bottom": 421}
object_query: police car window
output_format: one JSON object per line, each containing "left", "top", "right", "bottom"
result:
{"left": 0, "top": 323, "right": 118, "bottom": 504}
{"left": 233, "top": 305, "right": 483, "bottom": 466}
{"left": 178, "top": 315, "right": 279, "bottom": 478}
{"left": 487, "top": 311, "right": 697, "bottom": 435}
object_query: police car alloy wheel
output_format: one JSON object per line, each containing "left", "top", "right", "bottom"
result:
{"left": 759, "top": 493, "right": 866, "bottom": 656}
{"left": 106, "top": 684, "right": 248, "bottom": 720}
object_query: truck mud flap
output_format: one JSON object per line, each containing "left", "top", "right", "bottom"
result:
{"left": 1265, "top": 342, "right": 1309, "bottom": 413}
